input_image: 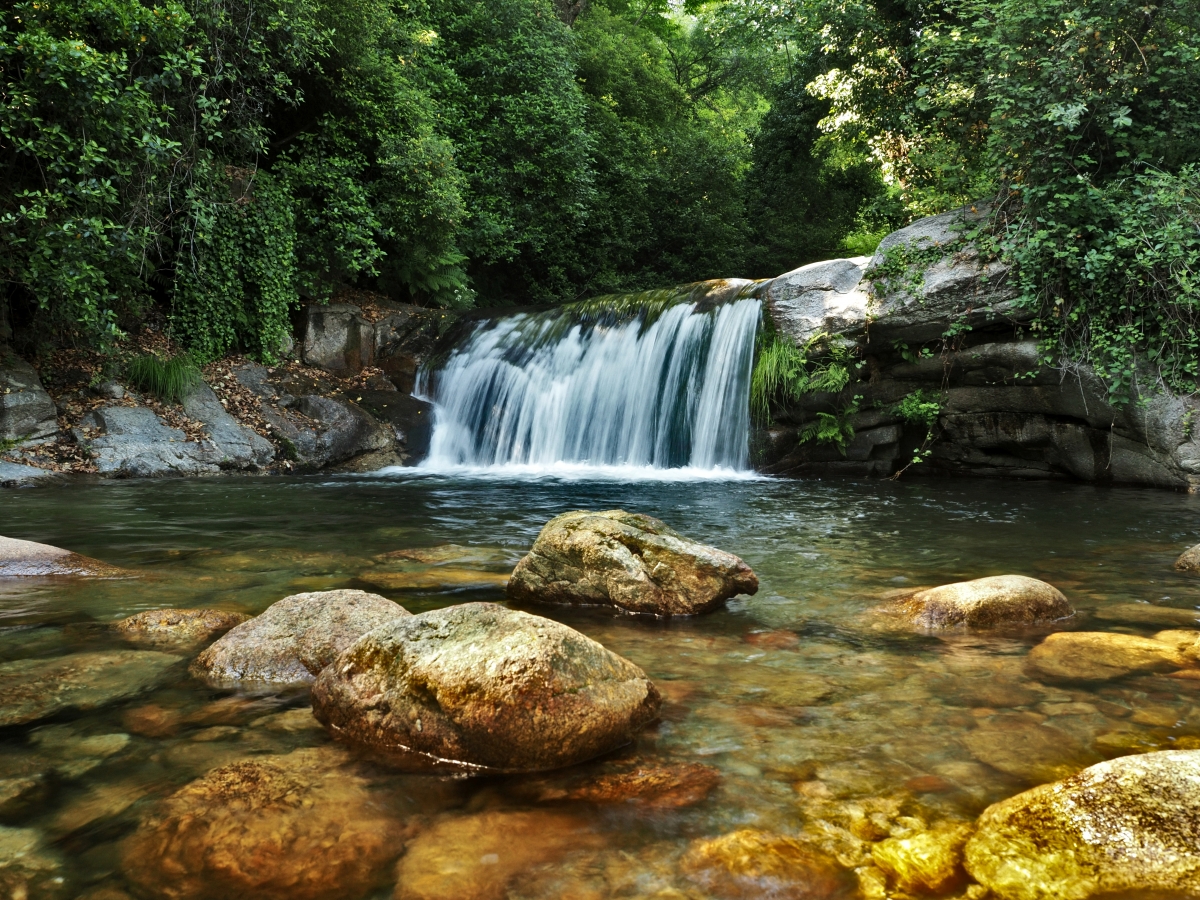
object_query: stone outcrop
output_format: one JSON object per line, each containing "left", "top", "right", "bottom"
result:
{"left": 0, "top": 535, "right": 130, "bottom": 577}
{"left": 0, "top": 650, "right": 179, "bottom": 726}
{"left": 113, "top": 608, "right": 250, "bottom": 647}
{"left": 506, "top": 510, "right": 758, "bottom": 615}
{"left": 303, "top": 304, "right": 377, "bottom": 373}
{"left": 1025, "top": 631, "right": 1191, "bottom": 682}
{"left": 0, "top": 357, "right": 58, "bottom": 446}
{"left": 301, "top": 301, "right": 451, "bottom": 382}
{"left": 752, "top": 205, "right": 1200, "bottom": 489}
{"left": 964, "top": 750, "right": 1200, "bottom": 900}
{"left": 0, "top": 461, "right": 56, "bottom": 486}
{"left": 76, "top": 388, "right": 273, "bottom": 477}
{"left": 892, "top": 575, "right": 1073, "bottom": 629}
{"left": 192, "top": 589, "right": 411, "bottom": 687}
{"left": 122, "top": 747, "right": 405, "bottom": 900}
{"left": 311, "top": 602, "right": 661, "bottom": 773}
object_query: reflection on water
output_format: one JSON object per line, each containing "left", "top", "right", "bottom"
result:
{"left": 2, "top": 474, "right": 1200, "bottom": 898}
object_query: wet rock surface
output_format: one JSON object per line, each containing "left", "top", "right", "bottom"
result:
{"left": 680, "top": 829, "right": 849, "bottom": 899}
{"left": 507, "top": 509, "right": 758, "bottom": 615}
{"left": 393, "top": 809, "right": 600, "bottom": 900}
{"left": 870, "top": 822, "right": 971, "bottom": 895}
{"left": 0, "top": 825, "right": 66, "bottom": 900}
{"left": 192, "top": 589, "right": 410, "bottom": 686}
{"left": 113, "top": 608, "right": 249, "bottom": 647}
{"left": 963, "top": 722, "right": 1100, "bottom": 784}
{"left": 530, "top": 761, "right": 722, "bottom": 808}
{"left": 1093, "top": 602, "right": 1200, "bottom": 627}
{"left": 0, "top": 651, "right": 179, "bottom": 726}
{"left": 122, "top": 747, "right": 406, "bottom": 900}
{"left": 1175, "top": 542, "right": 1200, "bottom": 572}
{"left": 312, "top": 602, "right": 661, "bottom": 772}
{"left": 0, "top": 535, "right": 130, "bottom": 577}
{"left": 1026, "top": 631, "right": 1191, "bottom": 682}
{"left": 893, "top": 575, "right": 1073, "bottom": 629}
{"left": 965, "top": 749, "right": 1200, "bottom": 900}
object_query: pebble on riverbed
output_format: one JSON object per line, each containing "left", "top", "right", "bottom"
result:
{"left": 312, "top": 602, "right": 661, "bottom": 773}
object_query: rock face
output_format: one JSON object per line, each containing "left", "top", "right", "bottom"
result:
{"left": 392, "top": 810, "right": 600, "bottom": 900}
{"left": 894, "top": 575, "right": 1073, "bottom": 629}
{"left": 0, "top": 357, "right": 58, "bottom": 445}
{"left": 964, "top": 750, "right": 1200, "bottom": 900}
{"left": 303, "top": 304, "right": 376, "bottom": 373}
{"left": 0, "top": 535, "right": 129, "bottom": 577}
{"left": 192, "top": 589, "right": 410, "bottom": 686}
{"left": 680, "top": 829, "right": 849, "bottom": 899}
{"left": 1026, "top": 631, "right": 1190, "bottom": 682}
{"left": 113, "top": 608, "right": 250, "bottom": 647}
{"left": 0, "top": 461, "right": 56, "bottom": 486}
{"left": 506, "top": 510, "right": 758, "bottom": 615}
{"left": 346, "top": 390, "right": 434, "bottom": 464}
{"left": 311, "top": 602, "right": 661, "bottom": 773}
{"left": 751, "top": 205, "right": 1200, "bottom": 489}
{"left": 78, "top": 394, "right": 272, "bottom": 477}
{"left": 122, "top": 747, "right": 405, "bottom": 900}
{"left": 0, "top": 651, "right": 179, "bottom": 726}
{"left": 260, "top": 395, "right": 392, "bottom": 470}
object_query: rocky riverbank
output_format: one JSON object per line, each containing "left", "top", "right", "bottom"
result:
{"left": 0, "top": 297, "right": 451, "bottom": 486}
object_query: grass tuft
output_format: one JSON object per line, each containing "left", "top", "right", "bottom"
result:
{"left": 125, "top": 353, "right": 203, "bottom": 405}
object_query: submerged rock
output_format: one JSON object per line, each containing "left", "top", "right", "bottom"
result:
{"left": 122, "top": 747, "right": 405, "bottom": 900}
{"left": 680, "top": 829, "right": 849, "bottom": 899}
{"left": 1093, "top": 602, "right": 1200, "bottom": 627}
{"left": 0, "top": 535, "right": 130, "bottom": 577}
{"left": 1025, "top": 631, "right": 1190, "bottom": 682}
{"left": 0, "top": 825, "right": 65, "bottom": 900}
{"left": 312, "top": 602, "right": 661, "bottom": 773}
{"left": 0, "top": 651, "right": 179, "bottom": 727}
{"left": 357, "top": 569, "right": 509, "bottom": 592}
{"left": 1175, "top": 543, "right": 1200, "bottom": 572}
{"left": 379, "top": 544, "right": 512, "bottom": 566}
{"left": 113, "top": 608, "right": 250, "bottom": 647}
{"left": 870, "top": 822, "right": 971, "bottom": 895}
{"left": 191, "top": 589, "right": 410, "bottom": 686}
{"left": 530, "top": 761, "right": 722, "bottom": 808}
{"left": 965, "top": 749, "right": 1200, "bottom": 900}
{"left": 894, "top": 575, "right": 1072, "bottom": 629}
{"left": 506, "top": 509, "right": 758, "bottom": 615}
{"left": 393, "top": 810, "right": 600, "bottom": 900}
{"left": 963, "top": 722, "right": 1100, "bottom": 785}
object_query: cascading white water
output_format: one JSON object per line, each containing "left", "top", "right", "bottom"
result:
{"left": 415, "top": 298, "right": 761, "bottom": 475}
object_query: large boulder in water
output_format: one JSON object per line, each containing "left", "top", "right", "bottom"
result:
{"left": 0, "top": 535, "right": 130, "bottom": 577}
{"left": 192, "top": 589, "right": 410, "bottom": 687}
{"left": 121, "top": 747, "right": 405, "bottom": 900}
{"left": 894, "top": 575, "right": 1072, "bottom": 629}
{"left": 506, "top": 510, "right": 758, "bottom": 616}
{"left": 311, "top": 602, "right": 661, "bottom": 773}
{"left": 964, "top": 750, "right": 1200, "bottom": 900}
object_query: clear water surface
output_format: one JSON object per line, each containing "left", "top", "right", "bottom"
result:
{"left": 3, "top": 472, "right": 1199, "bottom": 898}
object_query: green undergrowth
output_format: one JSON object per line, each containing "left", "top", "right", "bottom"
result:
{"left": 891, "top": 389, "right": 944, "bottom": 466}
{"left": 125, "top": 353, "right": 203, "bottom": 405}
{"left": 750, "top": 329, "right": 856, "bottom": 423}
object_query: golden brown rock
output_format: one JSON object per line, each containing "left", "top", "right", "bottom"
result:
{"left": 357, "top": 569, "right": 509, "bottom": 591}
{"left": 506, "top": 510, "right": 758, "bottom": 616}
{"left": 312, "top": 603, "right": 661, "bottom": 773}
{"left": 535, "top": 762, "right": 721, "bottom": 808}
{"left": 1175, "top": 543, "right": 1200, "bottom": 572}
{"left": 393, "top": 809, "right": 600, "bottom": 900}
{"left": 894, "top": 575, "right": 1072, "bottom": 629}
{"left": 0, "top": 535, "right": 131, "bottom": 577}
{"left": 122, "top": 747, "right": 405, "bottom": 900}
{"left": 965, "top": 750, "right": 1200, "bottom": 900}
{"left": 1025, "top": 631, "right": 1190, "bottom": 682}
{"left": 680, "top": 829, "right": 849, "bottom": 899}
{"left": 114, "top": 608, "right": 250, "bottom": 647}
{"left": 1094, "top": 603, "right": 1200, "bottom": 627}
{"left": 192, "top": 589, "right": 410, "bottom": 686}
{"left": 1153, "top": 628, "right": 1200, "bottom": 662}
{"left": 870, "top": 822, "right": 971, "bottom": 895}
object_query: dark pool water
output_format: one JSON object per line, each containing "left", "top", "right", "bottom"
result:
{"left": 2, "top": 473, "right": 1199, "bottom": 899}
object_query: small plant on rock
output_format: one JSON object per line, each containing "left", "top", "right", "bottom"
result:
{"left": 125, "top": 353, "right": 203, "bottom": 405}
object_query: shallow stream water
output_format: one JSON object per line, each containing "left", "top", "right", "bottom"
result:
{"left": 3, "top": 472, "right": 1200, "bottom": 899}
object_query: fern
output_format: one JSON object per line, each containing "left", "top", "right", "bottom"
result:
{"left": 750, "top": 331, "right": 853, "bottom": 422}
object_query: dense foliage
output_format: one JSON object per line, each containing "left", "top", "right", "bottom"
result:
{"left": 2, "top": 0, "right": 1198, "bottom": 394}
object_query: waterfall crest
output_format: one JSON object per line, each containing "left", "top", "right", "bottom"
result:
{"left": 416, "top": 295, "right": 761, "bottom": 475}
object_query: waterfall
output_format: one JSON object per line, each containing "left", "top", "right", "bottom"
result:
{"left": 415, "top": 295, "right": 761, "bottom": 476}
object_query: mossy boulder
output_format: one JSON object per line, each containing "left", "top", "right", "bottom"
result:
{"left": 506, "top": 509, "right": 758, "bottom": 616}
